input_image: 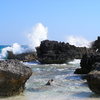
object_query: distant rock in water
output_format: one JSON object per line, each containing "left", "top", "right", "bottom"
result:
{"left": 7, "top": 51, "right": 37, "bottom": 62}
{"left": 36, "top": 40, "right": 91, "bottom": 64}
{"left": 0, "top": 59, "right": 32, "bottom": 96}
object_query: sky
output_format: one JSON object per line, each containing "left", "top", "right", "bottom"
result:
{"left": 0, "top": 0, "right": 100, "bottom": 45}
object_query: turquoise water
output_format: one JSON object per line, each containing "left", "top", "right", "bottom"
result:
{"left": 0, "top": 45, "right": 9, "bottom": 53}
{"left": 0, "top": 45, "right": 28, "bottom": 59}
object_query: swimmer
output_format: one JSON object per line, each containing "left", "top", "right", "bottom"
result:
{"left": 45, "top": 79, "right": 53, "bottom": 86}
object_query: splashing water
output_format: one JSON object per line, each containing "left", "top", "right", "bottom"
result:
{"left": 0, "top": 23, "right": 48, "bottom": 59}
{"left": 27, "top": 23, "right": 48, "bottom": 50}
{"left": 68, "top": 59, "right": 81, "bottom": 64}
{"left": 66, "top": 35, "right": 90, "bottom": 48}
{"left": 0, "top": 43, "right": 25, "bottom": 58}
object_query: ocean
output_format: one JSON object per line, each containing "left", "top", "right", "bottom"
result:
{"left": 0, "top": 45, "right": 100, "bottom": 100}
{"left": 0, "top": 45, "right": 9, "bottom": 52}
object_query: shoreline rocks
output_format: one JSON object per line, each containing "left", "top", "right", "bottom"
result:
{"left": 87, "top": 63, "right": 100, "bottom": 94}
{"left": 36, "top": 40, "right": 90, "bottom": 64}
{"left": 74, "top": 53, "right": 97, "bottom": 74}
{"left": 74, "top": 36, "right": 100, "bottom": 94}
{"left": 7, "top": 51, "right": 37, "bottom": 62}
{"left": 74, "top": 36, "right": 100, "bottom": 74}
{"left": 0, "top": 59, "right": 32, "bottom": 96}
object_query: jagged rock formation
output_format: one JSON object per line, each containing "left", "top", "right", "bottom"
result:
{"left": 74, "top": 36, "right": 100, "bottom": 94}
{"left": 7, "top": 51, "right": 37, "bottom": 62}
{"left": 74, "top": 36, "right": 100, "bottom": 74}
{"left": 0, "top": 60, "right": 32, "bottom": 96}
{"left": 36, "top": 40, "right": 91, "bottom": 64}
{"left": 74, "top": 53, "right": 99, "bottom": 74}
{"left": 91, "top": 36, "right": 100, "bottom": 52}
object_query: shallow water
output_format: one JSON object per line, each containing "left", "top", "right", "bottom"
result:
{"left": 0, "top": 61, "right": 100, "bottom": 100}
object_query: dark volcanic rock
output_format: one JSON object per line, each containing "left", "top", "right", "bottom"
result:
{"left": 91, "top": 36, "right": 100, "bottom": 52}
{"left": 7, "top": 51, "right": 37, "bottom": 62}
{"left": 74, "top": 36, "right": 100, "bottom": 74}
{"left": 87, "top": 63, "right": 100, "bottom": 94}
{"left": 74, "top": 53, "right": 100, "bottom": 74}
{"left": 36, "top": 40, "right": 90, "bottom": 64}
{"left": 0, "top": 59, "right": 32, "bottom": 96}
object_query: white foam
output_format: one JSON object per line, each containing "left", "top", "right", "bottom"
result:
{"left": 23, "top": 61, "right": 40, "bottom": 66}
{"left": 0, "top": 23, "right": 48, "bottom": 59}
{"left": 27, "top": 23, "right": 48, "bottom": 50}
{"left": 68, "top": 59, "right": 80, "bottom": 64}
{"left": 66, "top": 35, "right": 90, "bottom": 48}
{"left": 0, "top": 43, "right": 25, "bottom": 58}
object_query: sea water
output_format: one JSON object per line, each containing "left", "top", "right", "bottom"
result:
{"left": 0, "top": 46, "right": 100, "bottom": 100}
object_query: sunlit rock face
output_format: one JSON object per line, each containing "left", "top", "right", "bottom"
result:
{"left": 0, "top": 60, "right": 32, "bottom": 96}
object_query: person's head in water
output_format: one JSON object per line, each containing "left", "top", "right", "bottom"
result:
{"left": 50, "top": 79, "right": 53, "bottom": 82}
{"left": 45, "top": 79, "right": 53, "bottom": 86}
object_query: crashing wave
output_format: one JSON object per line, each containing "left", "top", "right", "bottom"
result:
{"left": 66, "top": 35, "right": 90, "bottom": 48}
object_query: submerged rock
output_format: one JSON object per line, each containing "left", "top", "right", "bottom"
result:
{"left": 36, "top": 40, "right": 90, "bottom": 64}
{"left": 0, "top": 59, "right": 32, "bottom": 96}
{"left": 7, "top": 51, "right": 37, "bottom": 62}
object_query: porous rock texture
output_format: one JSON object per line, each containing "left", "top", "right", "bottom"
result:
{"left": 0, "top": 59, "right": 32, "bottom": 96}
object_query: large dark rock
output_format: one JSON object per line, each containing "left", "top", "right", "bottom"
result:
{"left": 74, "top": 53, "right": 100, "bottom": 74}
{"left": 0, "top": 59, "right": 32, "bottom": 96}
{"left": 91, "top": 36, "right": 100, "bottom": 52}
{"left": 87, "top": 63, "right": 100, "bottom": 94}
{"left": 74, "top": 36, "right": 100, "bottom": 74}
{"left": 36, "top": 40, "right": 90, "bottom": 64}
{"left": 7, "top": 51, "right": 37, "bottom": 62}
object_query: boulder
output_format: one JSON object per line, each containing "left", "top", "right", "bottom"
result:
{"left": 74, "top": 53, "right": 100, "bottom": 74}
{"left": 7, "top": 51, "right": 37, "bottom": 62}
{"left": 74, "top": 36, "right": 100, "bottom": 74}
{"left": 87, "top": 63, "right": 100, "bottom": 94}
{"left": 0, "top": 59, "right": 32, "bottom": 96}
{"left": 36, "top": 40, "right": 90, "bottom": 64}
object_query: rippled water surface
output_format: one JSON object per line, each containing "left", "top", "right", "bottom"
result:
{"left": 1, "top": 61, "right": 100, "bottom": 100}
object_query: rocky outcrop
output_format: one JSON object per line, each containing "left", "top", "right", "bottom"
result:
{"left": 91, "top": 36, "right": 100, "bottom": 52}
{"left": 87, "top": 63, "right": 100, "bottom": 94}
{"left": 0, "top": 59, "right": 32, "bottom": 96}
{"left": 74, "top": 37, "right": 100, "bottom": 74}
{"left": 36, "top": 40, "right": 91, "bottom": 64}
{"left": 74, "top": 53, "right": 97, "bottom": 74}
{"left": 71, "top": 36, "right": 100, "bottom": 94}
{"left": 7, "top": 51, "right": 37, "bottom": 62}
